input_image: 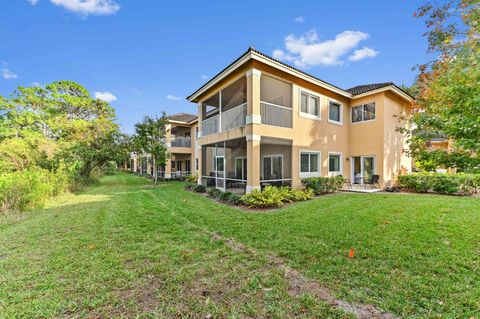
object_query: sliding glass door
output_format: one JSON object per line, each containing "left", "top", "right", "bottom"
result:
{"left": 352, "top": 156, "right": 375, "bottom": 184}
{"left": 262, "top": 155, "right": 283, "bottom": 181}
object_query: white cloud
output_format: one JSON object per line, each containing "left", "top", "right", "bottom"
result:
{"left": 294, "top": 16, "right": 304, "bottom": 23}
{"left": 2, "top": 69, "right": 18, "bottom": 80}
{"left": 49, "top": 0, "right": 120, "bottom": 16}
{"left": 94, "top": 91, "right": 117, "bottom": 102}
{"left": 27, "top": 0, "right": 39, "bottom": 5}
{"left": 272, "top": 29, "right": 377, "bottom": 67}
{"left": 166, "top": 94, "right": 182, "bottom": 101}
{"left": 201, "top": 75, "right": 209, "bottom": 80}
{"left": 348, "top": 47, "right": 379, "bottom": 61}
{"left": 32, "top": 81, "right": 42, "bottom": 87}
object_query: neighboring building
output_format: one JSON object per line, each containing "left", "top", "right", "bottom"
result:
{"left": 187, "top": 47, "right": 414, "bottom": 194}
{"left": 130, "top": 113, "right": 199, "bottom": 178}
{"left": 164, "top": 113, "right": 198, "bottom": 178}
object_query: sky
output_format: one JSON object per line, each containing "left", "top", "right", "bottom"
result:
{"left": 0, "top": 0, "right": 430, "bottom": 134}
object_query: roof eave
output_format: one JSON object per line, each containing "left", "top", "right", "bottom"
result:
{"left": 352, "top": 85, "right": 414, "bottom": 103}
{"left": 187, "top": 49, "right": 353, "bottom": 103}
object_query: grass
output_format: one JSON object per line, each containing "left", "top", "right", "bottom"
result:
{"left": 1, "top": 173, "right": 479, "bottom": 318}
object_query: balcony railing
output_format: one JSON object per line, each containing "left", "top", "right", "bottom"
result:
{"left": 202, "top": 115, "right": 219, "bottom": 136}
{"left": 221, "top": 103, "right": 247, "bottom": 131}
{"left": 202, "top": 103, "right": 247, "bottom": 136}
{"left": 260, "top": 101, "right": 292, "bottom": 128}
{"left": 171, "top": 136, "right": 191, "bottom": 148}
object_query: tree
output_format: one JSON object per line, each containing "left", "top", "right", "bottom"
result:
{"left": 0, "top": 81, "right": 121, "bottom": 182}
{"left": 133, "top": 114, "right": 169, "bottom": 183}
{"left": 406, "top": 0, "right": 480, "bottom": 171}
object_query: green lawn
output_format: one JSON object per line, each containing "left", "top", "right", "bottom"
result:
{"left": 1, "top": 173, "right": 479, "bottom": 318}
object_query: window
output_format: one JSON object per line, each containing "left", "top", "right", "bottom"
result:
{"left": 262, "top": 155, "right": 283, "bottom": 180}
{"left": 300, "top": 151, "right": 320, "bottom": 176}
{"left": 195, "top": 158, "right": 198, "bottom": 171}
{"left": 328, "top": 101, "right": 342, "bottom": 124}
{"left": 300, "top": 92, "right": 320, "bottom": 118}
{"left": 352, "top": 102, "right": 376, "bottom": 123}
{"left": 328, "top": 153, "right": 342, "bottom": 175}
{"left": 171, "top": 161, "right": 175, "bottom": 169}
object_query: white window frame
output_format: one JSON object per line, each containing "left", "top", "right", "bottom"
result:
{"left": 299, "top": 150, "right": 321, "bottom": 178}
{"left": 351, "top": 102, "right": 376, "bottom": 124}
{"left": 328, "top": 99, "right": 343, "bottom": 125}
{"left": 299, "top": 89, "right": 321, "bottom": 120}
{"left": 328, "top": 152, "right": 343, "bottom": 176}
{"left": 234, "top": 156, "right": 247, "bottom": 181}
{"left": 261, "top": 154, "right": 284, "bottom": 181}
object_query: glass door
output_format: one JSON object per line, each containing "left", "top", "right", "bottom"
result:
{"left": 262, "top": 155, "right": 283, "bottom": 181}
{"left": 362, "top": 157, "right": 375, "bottom": 181}
{"left": 351, "top": 156, "right": 375, "bottom": 184}
{"left": 215, "top": 156, "right": 225, "bottom": 189}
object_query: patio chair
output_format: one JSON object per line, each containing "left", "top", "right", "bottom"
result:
{"left": 364, "top": 175, "right": 380, "bottom": 189}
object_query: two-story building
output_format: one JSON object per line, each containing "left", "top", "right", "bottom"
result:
{"left": 130, "top": 113, "right": 199, "bottom": 178}
{"left": 187, "top": 47, "right": 413, "bottom": 194}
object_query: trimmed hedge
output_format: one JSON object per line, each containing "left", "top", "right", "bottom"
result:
{"left": 397, "top": 173, "right": 480, "bottom": 195}
{"left": 240, "top": 186, "right": 313, "bottom": 208}
{"left": 301, "top": 176, "right": 345, "bottom": 194}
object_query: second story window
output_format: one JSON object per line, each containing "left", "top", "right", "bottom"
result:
{"left": 352, "top": 102, "right": 376, "bottom": 123}
{"left": 300, "top": 92, "right": 320, "bottom": 119}
{"left": 328, "top": 100, "right": 342, "bottom": 124}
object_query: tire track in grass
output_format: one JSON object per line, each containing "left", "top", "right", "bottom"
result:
{"left": 142, "top": 187, "right": 399, "bottom": 319}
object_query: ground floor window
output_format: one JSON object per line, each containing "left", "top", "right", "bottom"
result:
{"left": 185, "top": 160, "right": 190, "bottom": 172}
{"left": 328, "top": 153, "right": 342, "bottom": 176}
{"left": 262, "top": 155, "right": 283, "bottom": 181}
{"left": 300, "top": 151, "right": 320, "bottom": 177}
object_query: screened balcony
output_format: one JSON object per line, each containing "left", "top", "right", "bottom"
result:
{"left": 260, "top": 75, "right": 292, "bottom": 128}
{"left": 201, "top": 77, "right": 247, "bottom": 136}
{"left": 201, "top": 138, "right": 248, "bottom": 194}
{"left": 170, "top": 126, "right": 192, "bottom": 147}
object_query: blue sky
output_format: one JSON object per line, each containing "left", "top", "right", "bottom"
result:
{"left": 0, "top": 0, "right": 429, "bottom": 134}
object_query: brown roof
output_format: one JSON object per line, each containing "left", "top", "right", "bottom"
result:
{"left": 188, "top": 47, "right": 413, "bottom": 102}
{"left": 167, "top": 113, "right": 197, "bottom": 123}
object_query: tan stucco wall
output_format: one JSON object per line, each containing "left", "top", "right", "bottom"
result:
{"left": 383, "top": 91, "right": 412, "bottom": 186}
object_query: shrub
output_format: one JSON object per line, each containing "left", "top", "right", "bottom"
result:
{"left": 0, "top": 168, "right": 55, "bottom": 213}
{"left": 186, "top": 175, "right": 198, "bottom": 183}
{"left": 241, "top": 186, "right": 285, "bottom": 208}
{"left": 225, "top": 192, "right": 241, "bottom": 205}
{"left": 397, "top": 173, "right": 480, "bottom": 195}
{"left": 208, "top": 188, "right": 222, "bottom": 198}
{"left": 240, "top": 186, "right": 313, "bottom": 208}
{"left": 282, "top": 187, "right": 314, "bottom": 202}
{"left": 397, "top": 173, "right": 434, "bottom": 193}
{"left": 431, "top": 175, "right": 461, "bottom": 194}
{"left": 301, "top": 176, "right": 344, "bottom": 194}
{"left": 192, "top": 184, "right": 206, "bottom": 193}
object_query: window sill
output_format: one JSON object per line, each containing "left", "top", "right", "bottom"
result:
{"left": 351, "top": 118, "right": 376, "bottom": 125}
{"left": 328, "top": 119, "right": 343, "bottom": 126}
{"left": 300, "top": 172, "right": 321, "bottom": 178}
{"left": 299, "top": 112, "right": 321, "bottom": 121}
